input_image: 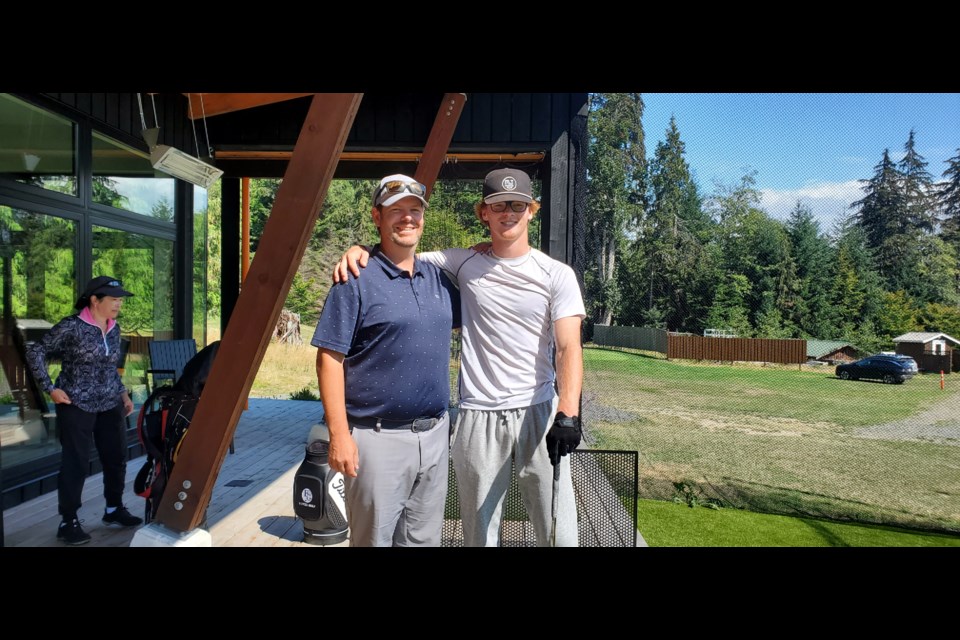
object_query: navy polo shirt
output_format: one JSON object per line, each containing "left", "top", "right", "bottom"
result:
{"left": 311, "top": 245, "right": 461, "bottom": 421}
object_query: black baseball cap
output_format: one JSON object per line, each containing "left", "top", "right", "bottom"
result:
{"left": 482, "top": 169, "right": 533, "bottom": 204}
{"left": 81, "top": 276, "right": 133, "bottom": 299}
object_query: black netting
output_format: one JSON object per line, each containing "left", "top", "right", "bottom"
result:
{"left": 442, "top": 450, "right": 638, "bottom": 547}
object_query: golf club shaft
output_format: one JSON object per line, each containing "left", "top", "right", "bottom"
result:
{"left": 550, "top": 461, "right": 560, "bottom": 546}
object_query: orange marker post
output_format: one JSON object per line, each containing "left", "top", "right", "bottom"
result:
{"left": 941, "top": 370, "right": 945, "bottom": 390}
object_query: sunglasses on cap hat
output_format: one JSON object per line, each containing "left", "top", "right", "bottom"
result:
{"left": 375, "top": 179, "right": 427, "bottom": 204}
{"left": 488, "top": 201, "right": 529, "bottom": 213}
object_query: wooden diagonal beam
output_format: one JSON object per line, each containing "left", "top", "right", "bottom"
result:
{"left": 154, "top": 93, "right": 363, "bottom": 532}
{"left": 414, "top": 93, "right": 467, "bottom": 198}
{"left": 184, "top": 93, "right": 314, "bottom": 119}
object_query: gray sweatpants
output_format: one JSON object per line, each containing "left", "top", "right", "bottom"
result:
{"left": 345, "top": 413, "right": 450, "bottom": 547}
{"left": 451, "top": 397, "right": 578, "bottom": 547}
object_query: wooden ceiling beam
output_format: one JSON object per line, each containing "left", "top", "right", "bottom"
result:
{"left": 414, "top": 93, "right": 467, "bottom": 199}
{"left": 155, "top": 93, "right": 363, "bottom": 533}
{"left": 183, "top": 93, "right": 313, "bottom": 119}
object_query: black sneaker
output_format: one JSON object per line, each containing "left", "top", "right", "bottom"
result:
{"left": 57, "top": 518, "right": 92, "bottom": 545}
{"left": 102, "top": 505, "right": 143, "bottom": 528}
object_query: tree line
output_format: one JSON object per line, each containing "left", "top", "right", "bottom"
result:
{"left": 583, "top": 93, "right": 960, "bottom": 353}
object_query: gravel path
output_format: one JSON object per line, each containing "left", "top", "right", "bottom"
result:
{"left": 853, "top": 391, "right": 960, "bottom": 446}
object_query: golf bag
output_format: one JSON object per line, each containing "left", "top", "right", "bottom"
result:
{"left": 134, "top": 341, "right": 220, "bottom": 523}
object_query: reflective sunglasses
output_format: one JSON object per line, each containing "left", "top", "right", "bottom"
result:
{"left": 488, "top": 201, "right": 529, "bottom": 213}
{"left": 375, "top": 180, "right": 427, "bottom": 205}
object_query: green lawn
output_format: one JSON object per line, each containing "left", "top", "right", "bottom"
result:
{"left": 638, "top": 499, "right": 960, "bottom": 547}
{"left": 585, "top": 347, "right": 952, "bottom": 428}
{"left": 584, "top": 347, "right": 960, "bottom": 533}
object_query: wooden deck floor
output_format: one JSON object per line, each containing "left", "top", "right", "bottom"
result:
{"left": 3, "top": 399, "right": 644, "bottom": 547}
{"left": 3, "top": 399, "right": 336, "bottom": 548}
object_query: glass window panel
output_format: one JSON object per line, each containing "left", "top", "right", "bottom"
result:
{"left": 91, "top": 132, "right": 174, "bottom": 219}
{"left": 0, "top": 93, "right": 77, "bottom": 195}
{"left": 0, "top": 205, "right": 77, "bottom": 466}
{"left": 92, "top": 225, "right": 173, "bottom": 402}
{"left": 193, "top": 186, "right": 209, "bottom": 348}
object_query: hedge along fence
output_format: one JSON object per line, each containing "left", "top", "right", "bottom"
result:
{"left": 592, "top": 325, "right": 668, "bottom": 353}
{"left": 591, "top": 325, "right": 806, "bottom": 365}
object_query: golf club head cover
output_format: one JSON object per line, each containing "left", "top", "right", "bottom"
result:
{"left": 547, "top": 411, "right": 582, "bottom": 466}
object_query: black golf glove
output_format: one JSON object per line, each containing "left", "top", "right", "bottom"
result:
{"left": 546, "top": 412, "right": 582, "bottom": 466}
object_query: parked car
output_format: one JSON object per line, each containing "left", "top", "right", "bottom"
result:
{"left": 892, "top": 354, "right": 920, "bottom": 369}
{"left": 835, "top": 354, "right": 918, "bottom": 384}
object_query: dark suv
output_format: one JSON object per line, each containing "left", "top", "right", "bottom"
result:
{"left": 835, "top": 355, "right": 918, "bottom": 384}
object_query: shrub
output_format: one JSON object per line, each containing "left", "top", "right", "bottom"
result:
{"left": 290, "top": 386, "right": 320, "bottom": 401}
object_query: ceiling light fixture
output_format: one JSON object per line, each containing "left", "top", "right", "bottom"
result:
{"left": 138, "top": 93, "right": 223, "bottom": 189}
{"left": 22, "top": 153, "right": 41, "bottom": 172}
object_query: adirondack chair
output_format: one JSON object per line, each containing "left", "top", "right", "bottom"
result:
{"left": 145, "top": 338, "right": 234, "bottom": 454}
{"left": 146, "top": 339, "right": 197, "bottom": 394}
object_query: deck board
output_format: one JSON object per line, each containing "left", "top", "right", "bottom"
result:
{"left": 3, "top": 399, "right": 642, "bottom": 547}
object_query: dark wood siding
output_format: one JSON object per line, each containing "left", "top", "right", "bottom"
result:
{"left": 200, "top": 92, "right": 585, "bottom": 153}
{"left": 468, "top": 93, "right": 492, "bottom": 142}
{"left": 40, "top": 93, "right": 197, "bottom": 153}
{"left": 490, "top": 93, "right": 512, "bottom": 142}
{"left": 511, "top": 93, "right": 531, "bottom": 142}
{"left": 896, "top": 343, "right": 925, "bottom": 359}
{"left": 898, "top": 340, "right": 955, "bottom": 373}
{"left": 916, "top": 354, "right": 952, "bottom": 373}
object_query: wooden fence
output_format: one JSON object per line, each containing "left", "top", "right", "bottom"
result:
{"left": 916, "top": 353, "right": 953, "bottom": 374}
{"left": 590, "top": 325, "right": 807, "bottom": 365}
{"left": 667, "top": 335, "right": 806, "bottom": 364}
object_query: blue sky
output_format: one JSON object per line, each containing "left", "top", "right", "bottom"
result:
{"left": 642, "top": 93, "right": 960, "bottom": 230}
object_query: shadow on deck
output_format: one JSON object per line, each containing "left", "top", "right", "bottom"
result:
{"left": 3, "top": 399, "right": 642, "bottom": 547}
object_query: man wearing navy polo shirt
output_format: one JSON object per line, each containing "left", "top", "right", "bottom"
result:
{"left": 311, "top": 174, "right": 460, "bottom": 547}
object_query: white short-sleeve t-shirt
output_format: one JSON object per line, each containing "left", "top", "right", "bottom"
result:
{"left": 420, "top": 248, "right": 585, "bottom": 410}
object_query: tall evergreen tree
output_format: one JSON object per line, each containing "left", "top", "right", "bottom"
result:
{"left": 708, "top": 174, "right": 798, "bottom": 335}
{"left": 939, "top": 148, "right": 960, "bottom": 248}
{"left": 638, "top": 116, "right": 711, "bottom": 330}
{"left": 897, "top": 129, "right": 936, "bottom": 234}
{"left": 786, "top": 202, "right": 833, "bottom": 338}
{"left": 828, "top": 220, "right": 884, "bottom": 340}
{"left": 248, "top": 178, "right": 282, "bottom": 252}
{"left": 584, "top": 93, "right": 645, "bottom": 326}
{"left": 704, "top": 273, "right": 752, "bottom": 337}
{"left": 851, "top": 149, "right": 902, "bottom": 282}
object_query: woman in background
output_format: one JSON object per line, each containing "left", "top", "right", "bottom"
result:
{"left": 26, "top": 276, "right": 143, "bottom": 545}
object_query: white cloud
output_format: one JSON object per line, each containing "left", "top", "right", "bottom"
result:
{"left": 760, "top": 180, "right": 864, "bottom": 230}
{"left": 112, "top": 176, "right": 174, "bottom": 216}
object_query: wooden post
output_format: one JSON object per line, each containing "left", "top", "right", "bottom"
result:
{"left": 414, "top": 93, "right": 466, "bottom": 198}
{"left": 241, "top": 177, "right": 250, "bottom": 283}
{"left": 241, "top": 177, "right": 250, "bottom": 412}
{"left": 154, "top": 93, "right": 363, "bottom": 532}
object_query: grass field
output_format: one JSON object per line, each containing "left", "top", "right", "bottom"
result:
{"left": 249, "top": 324, "right": 320, "bottom": 399}
{"left": 637, "top": 499, "right": 960, "bottom": 547}
{"left": 584, "top": 347, "right": 960, "bottom": 533}
{"left": 218, "top": 329, "right": 960, "bottom": 536}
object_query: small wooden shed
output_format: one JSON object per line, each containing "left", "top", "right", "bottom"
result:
{"left": 892, "top": 332, "right": 960, "bottom": 373}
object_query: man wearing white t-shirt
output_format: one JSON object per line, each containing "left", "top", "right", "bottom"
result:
{"left": 336, "top": 169, "right": 585, "bottom": 547}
